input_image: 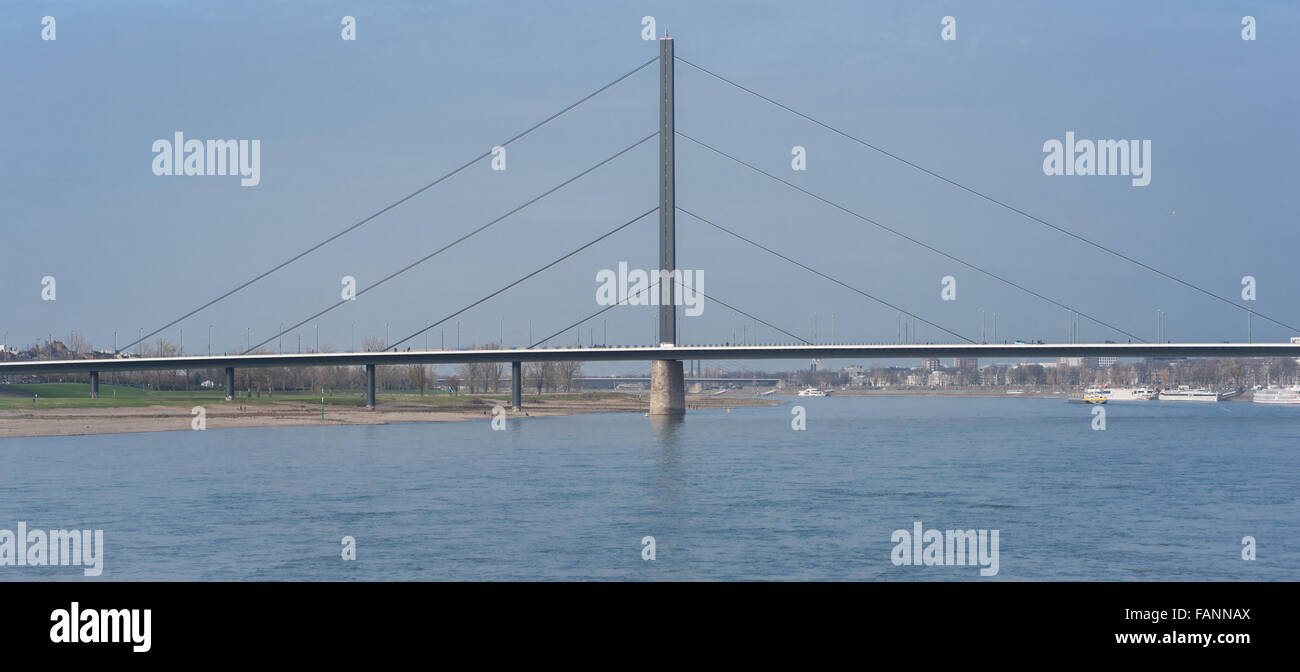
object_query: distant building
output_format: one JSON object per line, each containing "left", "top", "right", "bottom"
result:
{"left": 922, "top": 358, "right": 941, "bottom": 371}
{"left": 954, "top": 358, "right": 978, "bottom": 371}
{"left": 1098, "top": 356, "right": 1118, "bottom": 369}
{"left": 927, "top": 370, "right": 952, "bottom": 387}
{"left": 980, "top": 364, "right": 1010, "bottom": 386}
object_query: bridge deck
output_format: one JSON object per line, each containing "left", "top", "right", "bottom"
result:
{"left": 2, "top": 343, "right": 1298, "bottom": 374}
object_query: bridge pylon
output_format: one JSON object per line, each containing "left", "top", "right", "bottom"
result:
{"left": 651, "top": 34, "right": 685, "bottom": 415}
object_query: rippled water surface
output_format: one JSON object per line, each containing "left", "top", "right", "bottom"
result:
{"left": 2, "top": 397, "right": 1296, "bottom": 580}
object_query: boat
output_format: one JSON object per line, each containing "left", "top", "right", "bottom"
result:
{"left": 1006, "top": 389, "right": 1024, "bottom": 395}
{"left": 796, "top": 387, "right": 829, "bottom": 397}
{"left": 1067, "top": 391, "right": 1107, "bottom": 404}
{"left": 1253, "top": 386, "right": 1300, "bottom": 404}
{"left": 1157, "top": 386, "right": 1220, "bottom": 402}
{"left": 1104, "top": 387, "right": 1157, "bottom": 401}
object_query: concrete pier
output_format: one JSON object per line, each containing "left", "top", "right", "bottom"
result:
{"left": 650, "top": 359, "right": 685, "bottom": 415}
{"left": 89, "top": 371, "right": 99, "bottom": 398}
{"left": 365, "top": 364, "right": 376, "bottom": 409}
{"left": 511, "top": 361, "right": 522, "bottom": 411}
{"left": 224, "top": 367, "right": 235, "bottom": 401}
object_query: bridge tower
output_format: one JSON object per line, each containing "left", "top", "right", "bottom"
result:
{"left": 650, "top": 35, "right": 687, "bottom": 415}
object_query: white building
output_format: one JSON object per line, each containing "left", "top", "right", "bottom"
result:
{"left": 927, "top": 370, "right": 952, "bottom": 387}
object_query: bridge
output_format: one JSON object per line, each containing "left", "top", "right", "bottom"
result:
{"left": 5, "top": 37, "right": 1297, "bottom": 415}
{"left": 7, "top": 342, "right": 1298, "bottom": 412}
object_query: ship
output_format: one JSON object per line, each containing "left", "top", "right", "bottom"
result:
{"left": 1253, "top": 386, "right": 1300, "bottom": 405}
{"left": 796, "top": 387, "right": 829, "bottom": 397}
{"left": 1068, "top": 391, "right": 1107, "bottom": 404}
{"left": 1101, "top": 386, "right": 1157, "bottom": 401}
{"left": 1157, "top": 386, "right": 1220, "bottom": 402}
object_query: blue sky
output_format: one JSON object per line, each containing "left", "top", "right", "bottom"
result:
{"left": 3, "top": 1, "right": 1297, "bottom": 373}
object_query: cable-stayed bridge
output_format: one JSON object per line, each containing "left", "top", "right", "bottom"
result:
{"left": 5, "top": 38, "right": 1298, "bottom": 414}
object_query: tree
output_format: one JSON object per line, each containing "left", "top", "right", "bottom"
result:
{"left": 66, "top": 331, "right": 91, "bottom": 357}
{"left": 457, "top": 362, "right": 477, "bottom": 393}
{"left": 555, "top": 360, "right": 583, "bottom": 392}
{"left": 480, "top": 360, "right": 503, "bottom": 393}
{"left": 526, "top": 362, "right": 549, "bottom": 394}
{"left": 408, "top": 364, "right": 433, "bottom": 396}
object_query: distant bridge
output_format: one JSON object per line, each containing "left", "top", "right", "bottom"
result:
{"left": 4, "top": 342, "right": 1297, "bottom": 410}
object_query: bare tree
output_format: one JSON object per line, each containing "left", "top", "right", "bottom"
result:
{"left": 555, "top": 360, "right": 583, "bottom": 392}
{"left": 408, "top": 364, "right": 433, "bottom": 396}
{"left": 457, "top": 363, "right": 477, "bottom": 393}
{"left": 526, "top": 361, "right": 549, "bottom": 394}
{"left": 66, "top": 331, "right": 91, "bottom": 357}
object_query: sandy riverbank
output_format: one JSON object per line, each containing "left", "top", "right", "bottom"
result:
{"left": 0, "top": 395, "right": 782, "bottom": 438}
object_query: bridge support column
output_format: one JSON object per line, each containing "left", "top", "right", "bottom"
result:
{"left": 224, "top": 367, "right": 235, "bottom": 401}
{"left": 365, "top": 364, "right": 376, "bottom": 409}
{"left": 511, "top": 361, "right": 522, "bottom": 411}
{"left": 89, "top": 371, "right": 99, "bottom": 398}
{"left": 648, "top": 39, "right": 684, "bottom": 416}
{"left": 650, "top": 360, "right": 685, "bottom": 415}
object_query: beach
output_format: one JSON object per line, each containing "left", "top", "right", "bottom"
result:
{"left": 0, "top": 394, "right": 781, "bottom": 438}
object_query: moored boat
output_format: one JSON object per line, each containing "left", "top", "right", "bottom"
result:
{"left": 1158, "top": 386, "right": 1220, "bottom": 402}
{"left": 1253, "top": 386, "right": 1300, "bottom": 404}
{"left": 1106, "top": 387, "right": 1157, "bottom": 401}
